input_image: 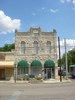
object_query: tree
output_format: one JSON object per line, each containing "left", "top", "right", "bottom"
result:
{"left": 3, "top": 44, "right": 9, "bottom": 51}
{"left": 9, "top": 43, "right": 15, "bottom": 51}
{"left": 0, "top": 43, "right": 15, "bottom": 52}
{"left": 68, "top": 48, "right": 75, "bottom": 65}
{"left": 58, "top": 48, "right": 75, "bottom": 71}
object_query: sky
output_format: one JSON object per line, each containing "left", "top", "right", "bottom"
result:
{"left": 0, "top": 0, "right": 75, "bottom": 55}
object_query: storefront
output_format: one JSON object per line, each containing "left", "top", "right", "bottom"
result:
{"left": 17, "top": 60, "right": 29, "bottom": 80}
{"left": 17, "top": 59, "right": 55, "bottom": 80}
{"left": 0, "top": 61, "right": 14, "bottom": 80}
{"left": 44, "top": 60, "right": 55, "bottom": 79}
{"left": 31, "top": 60, "right": 42, "bottom": 77}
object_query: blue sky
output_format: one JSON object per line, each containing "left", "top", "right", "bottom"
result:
{"left": 0, "top": 0, "right": 75, "bottom": 49}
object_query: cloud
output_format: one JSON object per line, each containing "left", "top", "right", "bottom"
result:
{"left": 60, "top": 0, "right": 75, "bottom": 5}
{"left": 60, "top": 0, "right": 65, "bottom": 3}
{"left": 32, "top": 13, "right": 36, "bottom": 16}
{"left": 60, "top": 39, "right": 75, "bottom": 47}
{"left": 50, "top": 9, "right": 58, "bottom": 13}
{"left": 60, "top": 0, "right": 71, "bottom": 3}
{"left": 0, "top": 10, "right": 21, "bottom": 34}
{"left": 41, "top": 7, "right": 45, "bottom": 10}
{"left": 5, "top": 40, "right": 10, "bottom": 44}
{"left": 57, "top": 39, "right": 75, "bottom": 57}
{"left": 72, "top": 0, "right": 75, "bottom": 4}
{"left": 66, "top": 0, "right": 71, "bottom": 2}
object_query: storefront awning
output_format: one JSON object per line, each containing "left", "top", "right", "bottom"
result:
{"left": 0, "top": 61, "right": 15, "bottom": 68}
{"left": 18, "top": 60, "right": 29, "bottom": 67}
{"left": 31, "top": 60, "right": 42, "bottom": 67}
{"left": 44, "top": 60, "right": 55, "bottom": 68}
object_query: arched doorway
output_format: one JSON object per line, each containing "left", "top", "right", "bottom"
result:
{"left": 31, "top": 60, "right": 42, "bottom": 77}
{"left": 44, "top": 59, "right": 55, "bottom": 79}
{"left": 17, "top": 60, "right": 29, "bottom": 80}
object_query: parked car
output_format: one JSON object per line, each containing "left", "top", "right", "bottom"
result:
{"left": 72, "top": 72, "right": 75, "bottom": 78}
{"left": 69, "top": 65, "right": 75, "bottom": 78}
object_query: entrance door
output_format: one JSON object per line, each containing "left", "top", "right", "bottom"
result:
{"left": 44, "top": 68, "right": 51, "bottom": 79}
{"left": 0, "top": 69, "right": 5, "bottom": 80}
{"left": 47, "top": 69, "right": 51, "bottom": 78}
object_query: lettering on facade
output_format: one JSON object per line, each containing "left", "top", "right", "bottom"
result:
{"left": 33, "top": 30, "right": 38, "bottom": 33}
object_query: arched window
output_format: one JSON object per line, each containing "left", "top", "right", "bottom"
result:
{"left": 34, "top": 41, "right": 38, "bottom": 54}
{"left": 46, "top": 41, "right": 51, "bottom": 53}
{"left": 21, "top": 41, "right": 25, "bottom": 54}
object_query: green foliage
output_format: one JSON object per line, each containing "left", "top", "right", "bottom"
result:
{"left": 24, "top": 75, "right": 29, "bottom": 80}
{"left": 68, "top": 49, "right": 75, "bottom": 65}
{"left": 35, "top": 74, "right": 42, "bottom": 80}
{"left": 0, "top": 43, "right": 15, "bottom": 52}
{"left": 58, "top": 48, "right": 75, "bottom": 68}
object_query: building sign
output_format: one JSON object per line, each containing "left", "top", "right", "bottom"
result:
{"left": 0, "top": 54, "right": 5, "bottom": 61}
{"left": 33, "top": 30, "right": 38, "bottom": 33}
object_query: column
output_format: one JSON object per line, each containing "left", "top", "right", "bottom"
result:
{"left": 50, "top": 68, "right": 52, "bottom": 78}
{"left": 42, "top": 67, "right": 44, "bottom": 79}
{"left": 55, "top": 66, "right": 58, "bottom": 79}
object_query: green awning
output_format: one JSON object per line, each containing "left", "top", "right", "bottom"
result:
{"left": 18, "top": 60, "right": 29, "bottom": 67}
{"left": 31, "top": 60, "right": 42, "bottom": 67}
{"left": 69, "top": 65, "right": 75, "bottom": 68}
{"left": 44, "top": 60, "right": 55, "bottom": 68}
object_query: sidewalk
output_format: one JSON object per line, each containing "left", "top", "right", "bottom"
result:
{"left": 0, "top": 78, "right": 71, "bottom": 84}
{"left": 0, "top": 80, "right": 29, "bottom": 84}
{"left": 43, "top": 78, "right": 72, "bottom": 83}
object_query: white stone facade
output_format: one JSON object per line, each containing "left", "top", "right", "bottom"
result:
{"left": 15, "top": 27, "right": 58, "bottom": 78}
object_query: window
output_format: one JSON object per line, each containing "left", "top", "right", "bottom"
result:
{"left": 21, "top": 41, "right": 25, "bottom": 54}
{"left": 18, "top": 67, "right": 28, "bottom": 75}
{"left": 18, "top": 68, "right": 25, "bottom": 75}
{"left": 34, "top": 41, "right": 38, "bottom": 54}
{"left": 46, "top": 41, "right": 51, "bottom": 53}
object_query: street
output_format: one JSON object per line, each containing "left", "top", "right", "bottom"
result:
{"left": 0, "top": 79, "right": 75, "bottom": 100}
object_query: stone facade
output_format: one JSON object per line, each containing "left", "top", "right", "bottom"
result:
{"left": 15, "top": 27, "right": 58, "bottom": 78}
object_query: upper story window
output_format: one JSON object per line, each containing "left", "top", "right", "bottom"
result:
{"left": 21, "top": 41, "right": 25, "bottom": 54}
{"left": 46, "top": 41, "right": 51, "bottom": 53}
{"left": 33, "top": 41, "right": 38, "bottom": 54}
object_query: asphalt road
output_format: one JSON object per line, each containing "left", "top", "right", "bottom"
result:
{"left": 0, "top": 79, "right": 75, "bottom": 100}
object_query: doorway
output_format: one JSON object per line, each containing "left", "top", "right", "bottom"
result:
{"left": 44, "top": 68, "right": 55, "bottom": 79}
{"left": 47, "top": 69, "right": 51, "bottom": 78}
{"left": 44, "top": 68, "right": 51, "bottom": 79}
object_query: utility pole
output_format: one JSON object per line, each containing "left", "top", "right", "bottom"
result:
{"left": 64, "top": 38, "right": 68, "bottom": 79}
{"left": 58, "top": 37, "right": 62, "bottom": 82}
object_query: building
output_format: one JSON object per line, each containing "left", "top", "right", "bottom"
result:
{"left": 0, "top": 27, "right": 58, "bottom": 81}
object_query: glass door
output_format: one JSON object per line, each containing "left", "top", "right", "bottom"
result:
{"left": 47, "top": 68, "right": 51, "bottom": 79}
